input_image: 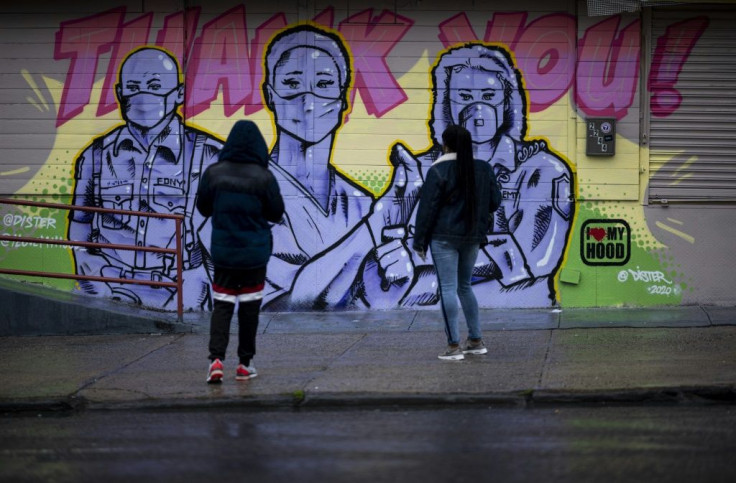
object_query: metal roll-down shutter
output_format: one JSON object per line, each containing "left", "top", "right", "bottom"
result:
{"left": 648, "top": 6, "right": 736, "bottom": 203}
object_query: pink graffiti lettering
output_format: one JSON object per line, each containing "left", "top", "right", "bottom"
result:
{"left": 244, "top": 13, "right": 288, "bottom": 115}
{"left": 53, "top": 7, "right": 709, "bottom": 126}
{"left": 514, "top": 14, "right": 575, "bottom": 112}
{"left": 186, "top": 5, "right": 253, "bottom": 118}
{"left": 439, "top": 12, "right": 575, "bottom": 112}
{"left": 155, "top": 8, "right": 201, "bottom": 71}
{"left": 54, "top": 8, "right": 124, "bottom": 126}
{"left": 313, "top": 7, "right": 335, "bottom": 28}
{"left": 97, "top": 13, "right": 153, "bottom": 117}
{"left": 649, "top": 17, "right": 709, "bottom": 117}
{"left": 484, "top": 12, "right": 526, "bottom": 47}
{"left": 338, "top": 10, "right": 413, "bottom": 117}
{"left": 576, "top": 17, "right": 640, "bottom": 119}
{"left": 438, "top": 13, "right": 477, "bottom": 46}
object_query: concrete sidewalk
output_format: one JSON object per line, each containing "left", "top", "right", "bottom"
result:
{"left": 1, "top": 306, "right": 735, "bottom": 412}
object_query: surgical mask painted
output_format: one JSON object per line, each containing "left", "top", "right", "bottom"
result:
{"left": 268, "top": 47, "right": 344, "bottom": 144}
{"left": 457, "top": 102, "right": 502, "bottom": 143}
{"left": 448, "top": 68, "right": 506, "bottom": 143}
{"left": 121, "top": 87, "right": 179, "bottom": 129}
{"left": 270, "top": 90, "right": 342, "bottom": 144}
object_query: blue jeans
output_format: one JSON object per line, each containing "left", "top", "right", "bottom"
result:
{"left": 430, "top": 239, "right": 482, "bottom": 345}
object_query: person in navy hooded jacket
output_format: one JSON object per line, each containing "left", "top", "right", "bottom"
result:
{"left": 196, "top": 120, "right": 285, "bottom": 383}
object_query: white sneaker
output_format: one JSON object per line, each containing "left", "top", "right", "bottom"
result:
{"left": 438, "top": 346, "right": 464, "bottom": 361}
{"left": 463, "top": 339, "right": 488, "bottom": 355}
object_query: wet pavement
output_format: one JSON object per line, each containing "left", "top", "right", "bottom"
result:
{"left": 1, "top": 306, "right": 735, "bottom": 412}
{"left": 3, "top": 405, "right": 735, "bottom": 483}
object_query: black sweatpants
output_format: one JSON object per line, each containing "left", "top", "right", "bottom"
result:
{"left": 208, "top": 266, "right": 266, "bottom": 366}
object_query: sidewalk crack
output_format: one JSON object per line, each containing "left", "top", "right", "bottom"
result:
{"left": 536, "top": 329, "right": 554, "bottom": 390}
{"left": 300, "top": 333, "right": 367, "bottom": 399}
{"left": 73, "top": 334, "right": 188, "bottom": 395}
{"left": 699, "top": 305, "right": 714, "bottom": 326}
{"left": 406, "top": 311, "right": 420, "bottom": 331}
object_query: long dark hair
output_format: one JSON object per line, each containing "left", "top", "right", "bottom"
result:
{"left": 442, "top": 125, "right": 476, "bottom": 232}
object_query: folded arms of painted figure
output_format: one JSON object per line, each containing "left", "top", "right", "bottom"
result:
{"left": 281, "top": 142, "right": 573, "bottom": 309}
{"left": 358, "top": 142, "right": 573, "bottom": 306}
{"left": 284, "top": 142, "right": 425, "bottom": 309}
{"left": 474, "top": 148, "right": 574, "bottom": 289}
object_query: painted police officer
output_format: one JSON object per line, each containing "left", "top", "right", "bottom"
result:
{"left": 68, "top": 47, "right": 222, "bottom": 309}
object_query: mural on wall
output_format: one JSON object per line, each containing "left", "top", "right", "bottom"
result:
{"left": 364, "top": 44, "right": 575, "bottom": 309}
{"left": 261, "top": 24, "right": 426, "bottom": 310}
{"left": 260, "top": 33, "right": 575, "bottom": 310}
{"left": 260, "top": 25, "right": 374, "bottom": 307}
{"left": 0, "top": 4, "right": 715, "bottom": 310}
{"left": 67, "top": 47, "right": 222, "bottom": 310}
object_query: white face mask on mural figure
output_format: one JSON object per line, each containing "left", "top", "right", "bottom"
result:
{"left": 120, "top": 87, "right": 182, "bottom": 129}
{"left": 268, "top": 90, "right": 344, "bottom": 144}
{"left": 116, "top": 50, "right": 183, "bottom": 132}
{"left": 448, "top": 68, "right": 505, "bottom": 144}
{"left": 267, "top": 46, "right": 346, "bottom": 145}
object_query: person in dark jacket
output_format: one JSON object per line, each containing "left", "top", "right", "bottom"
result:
{"left": 196, "top": 120, "right": 285, "bottom": 383}
{"left": 412, "top": 125, "right": 502, "bottom": 361}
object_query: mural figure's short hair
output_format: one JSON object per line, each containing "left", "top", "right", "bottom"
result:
{"left": 263, "top": 25, "right": 351, "bottom": 94}
{"left": 430, "top": 44, "right": 526, "bottom": 146}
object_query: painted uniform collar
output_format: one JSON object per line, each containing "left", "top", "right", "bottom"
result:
{"left": 432, "top": 135, "right": 517, "bottom": 170}
{"left": 269, "top": 158, "right": 337, "bottom": 216}
{"left": 491, "top": 135, "right": 516, "bottom": 172}
{"left": 113, "top": 115, "right": 184, "bottom": 163}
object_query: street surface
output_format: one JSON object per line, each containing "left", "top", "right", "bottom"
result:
{"left": 1, "top": 405, "right": 734, "bottom": 482}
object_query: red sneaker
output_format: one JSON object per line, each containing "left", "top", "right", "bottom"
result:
{"left": 206, "top": 359, "right": 224, "bottom": 384}
{"left": 235, "top": 364, "right": 258, "bottom": 381}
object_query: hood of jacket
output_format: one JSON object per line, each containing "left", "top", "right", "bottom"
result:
{"left": 218, "top": 120, "right": 269, "bottom": 167}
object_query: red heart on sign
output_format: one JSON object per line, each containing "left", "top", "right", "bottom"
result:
{"left": 589, "top": 228, "right": 607, "bottom": 242}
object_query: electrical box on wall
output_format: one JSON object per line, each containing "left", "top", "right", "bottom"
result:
{"left": 585, "top": 118, "right": 616, "bottom": 156}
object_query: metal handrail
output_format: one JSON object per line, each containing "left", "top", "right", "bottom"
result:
{"left": 0, "top": 197, "right": 185, "bottom": 322}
